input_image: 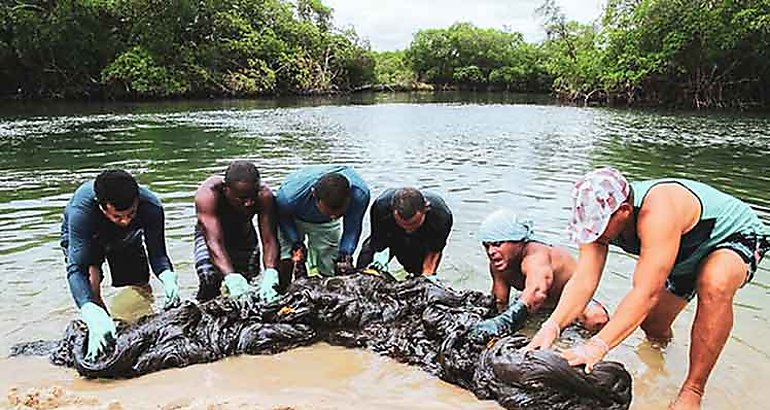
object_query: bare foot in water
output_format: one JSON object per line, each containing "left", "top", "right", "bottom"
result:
{"left": 668, "top": 387, "right": 702, "bottom": 410}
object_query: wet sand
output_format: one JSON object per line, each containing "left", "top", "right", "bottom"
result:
{"left": 1, "top": 344, "right": 501, "bottom": 410}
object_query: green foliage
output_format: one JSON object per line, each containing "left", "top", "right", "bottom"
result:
{"left": 4, "top": 0, "right": 769, "bottom": 108}
{"left": 540, "top": 22, "right": 605, "bottom": 97}
{"left": 453, "top": 65, "right": 485, "bottom": 85}
{"left": 0, "top": 0, "right": 374, "bottom": 99}
{"left": 372, "top": 50, "right": 415, "bottom": 85}
{"left": 101, "top": 46, "right": 189, "bottom": 97}
{"left": 2, "top": 0, "right": 120, "bottom": 98}
{"left": 403, "top": 22, "right": 550, "bottom": 91}
{"left": 600, "top": 0, "right": 770, "bottom": 107}
{"left": 542, "top": 0, "right": 770, "bottom": 108}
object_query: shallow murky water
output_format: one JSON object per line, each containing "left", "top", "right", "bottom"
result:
{"left": 0, "top": 93, "right": 768, "bottom": 409}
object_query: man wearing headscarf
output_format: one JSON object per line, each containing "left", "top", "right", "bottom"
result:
{"left": 469, "top": 208, "right": 609, "bottom": 343}
{"left": 525, "top": 167, "right": 769, "bottom": 410}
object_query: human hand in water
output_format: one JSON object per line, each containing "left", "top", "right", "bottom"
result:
{"left": 560, "top": 336, "right": 610, "bottom": 373}
{"left": 470, "top": 299, "right": 528, "bottom": 344}
{"left": 369, "top": 248, "right": 390, "bottom": 272}
{"left": 258, "top": 268, "right": 280, "bottom": 303}
{"left": 522, "top": 318, "right": 560, "bottom": 352}
{"left": 158, "top": 270, "right": 180, "bottom": 308}
{"left": 424, "top": 274, "right": 440, "bottom": 284}
{"left": 222, "top": 272, "right": 250, "bottom": 298}
{"left": 291, "top": 242, "right": 307, "bottom": 263}
{"left": 335, "top": 254, "right": 354, "bottom": 275}
{"left": 80, "top": 302, "right": 117, "bottom": 360}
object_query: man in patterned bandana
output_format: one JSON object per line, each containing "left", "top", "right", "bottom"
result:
{"left": 526, "top": 167, "right": 769, "bottom": 410}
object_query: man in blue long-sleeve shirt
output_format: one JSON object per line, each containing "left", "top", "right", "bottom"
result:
{"left": 275, "top": 165, "right": 370, "bottom": 281}
{"left": 60, "top": 169, "right": 179, "bottom": 359}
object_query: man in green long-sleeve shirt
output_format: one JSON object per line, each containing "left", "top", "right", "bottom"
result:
{"left": 275, "top": 165, "right": 370, "bottom": 282}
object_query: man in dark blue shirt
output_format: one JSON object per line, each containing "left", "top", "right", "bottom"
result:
{"left": 61, "top": 170, "right": 178, "bottom": 359}
{"left": 356, "top": 188, "right": 452, "bottom": 277}
{"left": 275, "top": 165, "right": 370, "bottom": 280}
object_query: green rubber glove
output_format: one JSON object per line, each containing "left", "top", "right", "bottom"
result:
{"left": 158, "top": 270, "right": 180, "bottom": 308}
{"left": 258, "top": 268, "right": 280, "bottom": 303}
{"left": 469, "top": 299, "right": 529, "bottom": 344}
{"left": 425, "top": 274, "right": 439, "bottom": 284}
{"left": 222, "top": 272, "right": 250, "bottom": 298}
{"left": 370, "top": 248, "right": 391, "bottom": 271}
{"left": 80, "top": 302, "right": 117, "bottom": 360}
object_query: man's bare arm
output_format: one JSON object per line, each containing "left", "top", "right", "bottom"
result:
{"left": 421, "top": 251, "right": 442, "bottom": 275}
{"left": 548, "top": 242, "right": 608, "bottom": 329}
{"left": 195, "top": 184, "right": 235, "bottom": 274}
{"left": 519, "top": 251, "right": 554, "bottom": 313}
{"left": 490, "top": 264, "right": 512, "bottom": 312}
{"left": 594, "top": 191, "right": 681, "bottom": 348}
{"left": 257, "top": 185, "right": 280, "bottom": 270}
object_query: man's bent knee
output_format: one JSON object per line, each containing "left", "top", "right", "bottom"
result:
{"left": 695, "top": 250, "right": 747, "bottom": 304}
{"left": 696, "top": 277, "right": 740, "bottom": 304}
{"left": 578, "top": 300, "right": 609, "bottom": 332}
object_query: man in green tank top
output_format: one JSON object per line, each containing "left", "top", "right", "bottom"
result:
{"left": 525, "top": 167, "right": 768, "bottom": 410}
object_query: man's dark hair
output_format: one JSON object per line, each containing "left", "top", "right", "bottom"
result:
{"left": 224, "top": 160, "right": 260, "bottom": 186}
{"left": 315, "top": 172, "right": 350, "bottom": 210}
{"left": 94, "top": 169, "right": 139, "bottom": 210}
{"left": 391, "top": 187, "right": 426, "bottom": 220}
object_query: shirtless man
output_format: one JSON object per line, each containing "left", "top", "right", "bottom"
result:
{"left": 470, "top": 208, "right": 609, "bottom": 342}
{"left": 194, "top": 161, "right": 280, "bottom": 302}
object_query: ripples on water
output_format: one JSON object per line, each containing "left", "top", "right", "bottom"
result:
{"left": 0, "top": 93, "right": 768, "bottom": 409}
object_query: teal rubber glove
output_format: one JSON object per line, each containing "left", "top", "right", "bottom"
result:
{"left": 469, "top": 299, "right": 529, "bottom": 344}
{"left": 425, "top": 274, "right": 439, "bottom": 284}
{"left": 370, "top": 248, "right": 390, "bottom": 271}
{"left": 258, "top": 268, "right": 280, "bottom": 303}
{"left": 80, "top": 302, "right": 117, "bottom": 360}
{"left": 223, "top": 272, "right": 250, "bottom": 298}
{"left": 158, "top": 269, "right": 180, "bottom": 308}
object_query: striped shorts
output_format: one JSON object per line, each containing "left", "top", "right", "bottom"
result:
{"left": 193, "top": 225, "right": 260, "bottom": 302}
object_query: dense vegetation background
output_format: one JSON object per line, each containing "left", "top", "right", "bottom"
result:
{"left": 2, "top": 0, "right": 769, "bottom": 108}
{"left": 0, "top": 0, "right": 375, "bottom": 99}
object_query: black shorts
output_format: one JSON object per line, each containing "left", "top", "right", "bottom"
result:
{"left": 62, "top": 228, "right": 150, "bottom": 287}
{"left": 666, "top": 231, "right": 769, "bottom": 301}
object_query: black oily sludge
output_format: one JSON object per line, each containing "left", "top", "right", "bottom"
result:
{"left": 12, "top": 273, "right": 632, "bottom": 409}
{"left": 47, "top": 296, "right": 318, "bottom": 378}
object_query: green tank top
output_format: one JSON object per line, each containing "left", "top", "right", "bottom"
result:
{"left": 610, "top": 178, "right": 766, "bottom": 277}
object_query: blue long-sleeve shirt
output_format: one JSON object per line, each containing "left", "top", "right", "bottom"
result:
{"left": 60, "top": 181, "right": 173, "bottom": 308}
{"left": 275, "top": 165, "right": 370, "bottom": 256}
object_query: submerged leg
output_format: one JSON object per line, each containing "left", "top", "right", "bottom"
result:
{"left": 640, "top": 289, "right": 688, "bottom": 344}
{"left": 669, "top": 249, "right": 746, "bottom": 410}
